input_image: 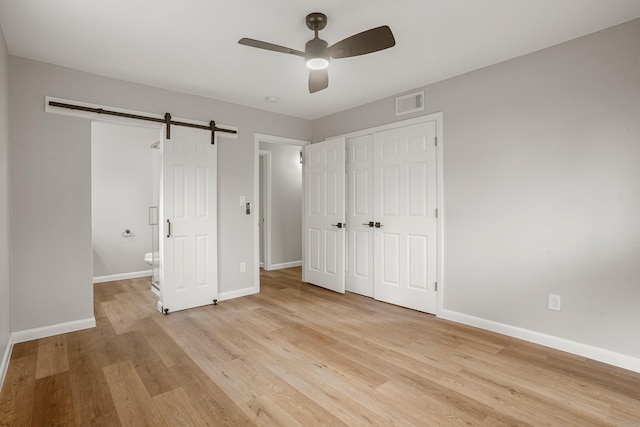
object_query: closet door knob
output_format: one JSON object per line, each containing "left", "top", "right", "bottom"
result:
{"left": 362, "top": 221, "right": 374, "bottom": 227}
{"left": 166, "top": 219, "right": 172, "bottom": 237}
{"left": 331, "top": 222, "right": 344, "bottom": 229}
{"left": 374, "top": 222, "right": 383, "bottom": 228}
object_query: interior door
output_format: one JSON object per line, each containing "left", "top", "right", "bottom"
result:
{"left": 346, "top": 135, "right": 374, "bottom": 297}
{"left": 303, "top": 137, "right": 346, "bottom": 293}
{"left": 159, "top": 125, "right": 218, "bottom": 313}
{"left": 373, "top": 121, "right": 437, "bottom": 313}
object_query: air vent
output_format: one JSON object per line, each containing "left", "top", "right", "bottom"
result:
{"left": 395, "top": 91, "right": 424, "bottom": 116}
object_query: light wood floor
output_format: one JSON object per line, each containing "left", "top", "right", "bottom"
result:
{"left": 1, "top": 267, "right": 640, "bottom": 426}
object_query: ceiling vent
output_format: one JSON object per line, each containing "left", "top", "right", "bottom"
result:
{"left": 395, "top": 91, "right": 424, "bottom": 116}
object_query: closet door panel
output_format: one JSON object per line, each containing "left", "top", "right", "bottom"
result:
{"left": 373, "top": 121, "right": 437, "bottom": 314}
{"left": 345, "top": 135, "right": 374, "bottom": 297}
{"left": 303, "top": 137, "right": 346, "bottom": 293}
{"left": 408, "top": 234, "right": 428, "bottom": 290}
{"left": 381, "top": 232, "right": 400, "bottom": 286}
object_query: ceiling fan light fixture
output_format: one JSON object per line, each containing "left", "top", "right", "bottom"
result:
{"left": 305, "top": 36, "right": 329, "bottom": 70}
{"left": 306, "top": 57, "right": 329, "bottom": 70}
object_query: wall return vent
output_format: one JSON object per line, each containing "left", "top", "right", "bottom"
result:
{"left": 395, "top": 91, "right": 424, "bottom": 116}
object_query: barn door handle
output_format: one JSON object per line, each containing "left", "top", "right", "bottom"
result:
{"left": 362, "top": 221, "right": 374, "bottom": 228}
{"left": 331, "top": 222, "right": 344, "bottom": 229}
{"left": 166, "top": 219, "right": 172, "bottom": 237}
{"left": 374, "top": 222, "right": 383, "bottom": 228}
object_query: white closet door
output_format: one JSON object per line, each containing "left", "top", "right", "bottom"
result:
{"left": 303, "top": 137, "right": 346, "bottom": 293}
{"left": 160, "top": 125, "right": 218, "bottom": 313}
{"left": 373, "top": 121, "right": 437, "bottom": 313}
{"left": 346, "top": 135, "right": 374, "bottom": 297}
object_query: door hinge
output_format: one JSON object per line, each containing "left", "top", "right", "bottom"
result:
{"left": 435, "top": 208, "right": 438, "bottom": 218}
{"left": 434, "top": 282, "right": 438, "bottom": 291}
{"left": 434, "top": 136, "right": 438, "bottom": 147}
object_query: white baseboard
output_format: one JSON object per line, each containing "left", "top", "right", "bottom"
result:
{"left": 0, "top": 334, "right": 14, "bottom": 392}
{"left": 218, "top": 286, "right": 259, "bottom": 302}
{"left": 267, "top": 260, "right": 302, "bottom": 271}
{"left": 11, "top": 317, "right": 96, "bottom": 344}
{"left": 439, "top": 309, "right": 640, "bottom": 374}
{"left": 93, "top": 270, "right": 151, "bottom": 283}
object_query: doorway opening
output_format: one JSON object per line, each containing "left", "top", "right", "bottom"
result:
{"left": 254, "top": 134, "right": 309, "bottom": 291}
{"left": 91, "top": 121, "right": 161, "bottom": 292}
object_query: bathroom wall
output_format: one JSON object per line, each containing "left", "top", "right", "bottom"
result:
{"left": 0, "top": 23, "right": 11, "bottom": 384}
{"left": 259, "top": 141, "right": 303, "bottom": 269}
{"left": 9, "top": 56, "right": 311, "bottom": 334}
{"left": 313, "top": 18, "right": 640, "bottom": 364}
{"left": 91, "top": 121, "right": 158, "bottom": 280}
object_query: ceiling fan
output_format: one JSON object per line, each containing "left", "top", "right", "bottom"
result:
{"left": 238, "top": 13, "right": 396, "bottom": 93}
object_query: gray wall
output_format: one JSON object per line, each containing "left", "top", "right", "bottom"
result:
{"left": 259, "top": 141, "right": 303, "bottom": 267}
{"left": 9, "top": 56, "right": 311, "bottom": 332}
{"left": 0, "top": 25, "right": 11, "bottom": 369}
{"left": 91, "top": 122, "right": 157, "bottom": 278}
{"left": 313, "top": 19, "right": 640, "bottom": 358}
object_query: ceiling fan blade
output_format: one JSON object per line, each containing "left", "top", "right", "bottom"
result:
{"left": 238, "top": 38, "right": 304, "bottom": 57}
{"left": 328, "top": 26, "right": 395, "bottom": 59}
{"left": 309, "top": 69, "right": 329, "bottom": 93}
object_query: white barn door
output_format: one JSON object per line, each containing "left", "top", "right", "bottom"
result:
{"left": 303, "top": 137, "right": 346, "bottom": 293}
{"left": 373, "top": 121, "right": 438, "bottom": 313}
{"left": 159, "top": 125, "right": 218, "bottom": 313}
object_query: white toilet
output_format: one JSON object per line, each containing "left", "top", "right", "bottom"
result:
{"left": 144, "top": 252, "right": 158, "bottom": 266}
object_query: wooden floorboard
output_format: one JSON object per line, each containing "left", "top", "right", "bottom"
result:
{"left": 1, "top": 269, "right": 640, "bottom": 426}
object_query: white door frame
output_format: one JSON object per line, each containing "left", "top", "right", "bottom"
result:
{"left": 258, "top": 150, "right": 272, "bottom": 270}
{"left": 253, "top": 134, "right": 310, "bottom": 289}
{"left": 330, "top": 112, "right": 444, "bottom": 316}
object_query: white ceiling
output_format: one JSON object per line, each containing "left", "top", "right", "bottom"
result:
{"left": 1, "top": 1, "right": 640, "bottom": 120}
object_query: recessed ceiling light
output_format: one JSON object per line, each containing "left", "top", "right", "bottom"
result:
{"left": 265, "top": 96, "right": 279, "bottom": 103}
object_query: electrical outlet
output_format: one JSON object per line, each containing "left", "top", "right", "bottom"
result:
{"left": 240, "top": 262, "right": 246, "bottom": 273}
{"left": 548, "top": 294, "right": 561, "bottom": 311}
